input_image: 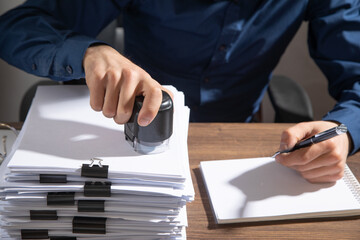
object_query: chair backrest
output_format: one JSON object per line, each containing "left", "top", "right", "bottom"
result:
{"left": 268, "top": 75, "right": 313, "bottom": 123}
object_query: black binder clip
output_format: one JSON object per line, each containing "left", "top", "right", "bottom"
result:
{"left": 50, "top": 237, "right": 77, "bottom": 240}
{"left": 125, "top": 90, "right": 173, "bottom": 154}
{"left": 73, "top": 216, "right": 106, "bottom": 234}
{"left": 78, "top": 200, "right": 105, "bottom": 212}
{"left": 40, "top": 174, "right": 67, "bottom": 183}
{"left": 47, "top": 192, "right": 75, "bottom": 206}
{"left": 81, "top": 158, "right": 108, "bottom": 178}
{"left": 84, "top": 181, "right": 111, "bottom": 197}
{"left": 21, "top": 229, "right": 49, "bottom": 239}
{"left": 30, "top": 210, "right": 58, "bottom": 220}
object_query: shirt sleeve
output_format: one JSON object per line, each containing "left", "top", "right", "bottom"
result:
{"left": 305, "top": 0, "right": 360, "bottom": 154}
{"left": 0, "top": 0, "right": 125, "bottom": 81}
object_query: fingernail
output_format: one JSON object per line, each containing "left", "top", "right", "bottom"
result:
{"left": 139, "top": 118, "right": 151, "bottom": 126}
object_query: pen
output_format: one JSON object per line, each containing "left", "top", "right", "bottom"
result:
{"left": 272, "top": 124, "right": 347, "bottom": 158}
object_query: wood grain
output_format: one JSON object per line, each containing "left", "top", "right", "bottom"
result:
{"left": 187, "top": 123, "right": 360, "bottom": 240}
{"left": 5, "top": 122, "right": 360, "bottom": 239}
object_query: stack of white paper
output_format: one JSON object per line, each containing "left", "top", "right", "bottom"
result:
{"left": 0, "top": 85, "right": 194, "bottom": 240}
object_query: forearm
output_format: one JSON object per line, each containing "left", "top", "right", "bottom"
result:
{"left": 322, "top": 85, "right": 360, "bottom": 155}
{"left": 0, "top": 0, "right": 120, "bottom": 81}
{"left": 306, "top": 0, "right": 360, "bottom": 154}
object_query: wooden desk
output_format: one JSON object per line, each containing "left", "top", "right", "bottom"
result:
{"left": 4, "top": 122, "right": 360, "bottom": 239}
{"left": 187, "top": 123, "right": 360, "bottom": 240}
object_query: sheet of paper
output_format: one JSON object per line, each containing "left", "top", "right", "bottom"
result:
{"left": 4, "top": 192, "right": 185, "bottom": 205}
{"left": 0, "top": 85, "right": 193, "bottom": 240}
{"left": 6, "top": 86, "right": 188, "bottom": 181}
{"left": 201, "top": 157, "right": 360, "bottom": 223}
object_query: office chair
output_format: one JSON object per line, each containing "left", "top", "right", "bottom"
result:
{"left": 267, "top": 75, "right": 313, "bottom": 123}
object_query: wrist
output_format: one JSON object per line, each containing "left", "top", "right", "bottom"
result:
{"left": 325, "top": 120, "right": 353, "bottom": 155}
{"left": 83, "top": 43, "right": 109, "bottom": 68}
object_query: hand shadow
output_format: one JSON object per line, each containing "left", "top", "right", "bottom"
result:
{"left": 18, "top": 86, "right": 139, "bottom": 160}
{"left": 19, "top": 118, "right": 139, "bottom": 160}
{"left": 229, "top": 161, "right": 334, "bottom": 219}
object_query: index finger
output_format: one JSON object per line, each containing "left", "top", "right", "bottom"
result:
{"left": 278, "top": 122, "right": 318, "bottom": 151}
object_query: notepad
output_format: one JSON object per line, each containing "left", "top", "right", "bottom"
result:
{"left": 200, "top": 157, "right": 360, "bottom": 224}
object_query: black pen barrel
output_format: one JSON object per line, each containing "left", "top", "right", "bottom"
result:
{"left": 291, "top": 138, "right": 314, "bottom": 152}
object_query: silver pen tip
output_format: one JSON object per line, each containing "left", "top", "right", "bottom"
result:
{"left": 271, "top": 151, "right": 280, "bottom": 158}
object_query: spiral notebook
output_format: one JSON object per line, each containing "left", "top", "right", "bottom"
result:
{"left": 200, "top": 157, "right": 360, "bottom": 224}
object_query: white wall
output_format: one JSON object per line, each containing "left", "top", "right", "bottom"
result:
{"left": 0, "top": 2, "right": 336, "bottom": 123}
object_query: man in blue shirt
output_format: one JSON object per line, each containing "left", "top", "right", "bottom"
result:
{"left": 0, "top": 0, "right": 359, "bottom": 183}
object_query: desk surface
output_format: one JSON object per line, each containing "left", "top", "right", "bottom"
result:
{"left": 187, "top": 123, "right": 360, "bottom": 240}
{"left": 4, "top": 122, "right": 360, "bottom": 239}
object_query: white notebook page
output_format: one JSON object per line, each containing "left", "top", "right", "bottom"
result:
{"left": 200, "top": 157, "right": 360, "bottom": 223}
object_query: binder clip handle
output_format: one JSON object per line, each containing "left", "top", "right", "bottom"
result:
{"left": 89, "top": 157, "right": 103, "bottom": 168}
{"left": 81, "top": 158, "right": 108, "bottom": 178}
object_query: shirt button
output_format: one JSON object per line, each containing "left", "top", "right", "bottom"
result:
{"left": 219, "top": 44, "right": 227, "bottom": 51}
{"left": 66, "top": 65, "right": 73, "bottom": 74}
{"left": 31, "top": 63, "right": 37, "bottom": 71}
{"left": 203, "top": 77, "right": 210, "bottom": 83}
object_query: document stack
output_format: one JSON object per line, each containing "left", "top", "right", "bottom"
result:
{"left": 0, "top": 85, "right": 194, "bottom": 239}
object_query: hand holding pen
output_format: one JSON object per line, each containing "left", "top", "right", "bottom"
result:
{"left": 274, "top": 121, "right": 350, "bottom": 183}
{"left": 272, "top": 124, "right": 347, "bottom": 158}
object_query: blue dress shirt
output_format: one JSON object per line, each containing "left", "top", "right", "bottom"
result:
{"left": 0, "top": 0, "right": 359, "bottom": 154}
